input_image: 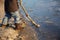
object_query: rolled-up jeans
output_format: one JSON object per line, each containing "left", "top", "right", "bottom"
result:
{"left": 2, "top": 10, "right": 20, "bottom": 25}
{"left": 11, "top": 10, "right": 20, "bottom": 23}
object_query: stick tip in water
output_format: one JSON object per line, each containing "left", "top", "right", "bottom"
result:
{"left": 36, "top": 24, "right": 40, "bottom": 28}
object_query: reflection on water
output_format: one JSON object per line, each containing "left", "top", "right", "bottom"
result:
{"left": 22, "top": 0, "right": 60, "bottom": 40}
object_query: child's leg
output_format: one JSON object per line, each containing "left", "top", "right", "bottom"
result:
{"left": 11, "top": 10, "right": 24, "bottom": 30}
{"left": 2, "top": 15, "right": 8, "bottom": 28}
{"left": 2, "top": 11, "right": 12, "bottom": 28}
{"left": 5, "top": 0, "right": 24, "bottom": 30}
{"left": 11, "top": 10, "right": 20, "bottom": 23}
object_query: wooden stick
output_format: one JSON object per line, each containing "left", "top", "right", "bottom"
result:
{"left": 19, "top": 0, "right": 40, "bottom": 27}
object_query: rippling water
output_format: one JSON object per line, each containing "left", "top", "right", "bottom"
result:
{"left": 22, "top": 0, "right": 60, "bottom": 40}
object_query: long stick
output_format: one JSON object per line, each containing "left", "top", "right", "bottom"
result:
{"left": 19, "top": 0, "right": 40, "bottom": 27}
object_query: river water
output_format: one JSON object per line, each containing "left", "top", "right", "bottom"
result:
{"left": 22, "top": 0, "right": 60, "bottom": 40}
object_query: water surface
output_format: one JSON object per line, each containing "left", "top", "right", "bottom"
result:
{"left": 22, "top": 0, "right": 60, "bottom": 40}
